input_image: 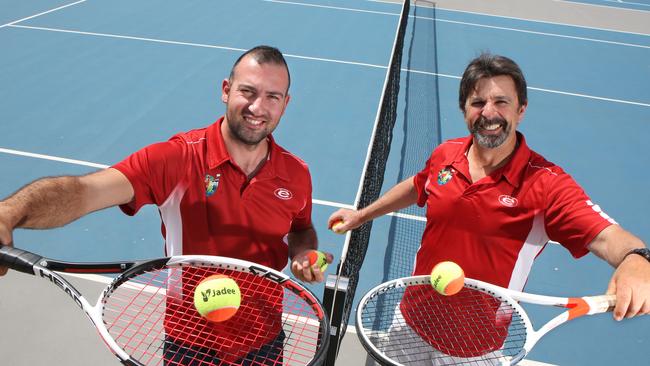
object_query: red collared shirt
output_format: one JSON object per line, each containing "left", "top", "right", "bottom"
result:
{"left": 412, "top": 132, "right": 614, "bottom": 290}
{"left": 113, "top": 117, "right": 313, "bottom": 271}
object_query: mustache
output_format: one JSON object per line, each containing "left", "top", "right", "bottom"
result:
{"left": 472, "top": 116, "right": 507, "bottom": 132}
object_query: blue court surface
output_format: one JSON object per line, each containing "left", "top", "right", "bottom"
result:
{"left": 1, "top": 1, "right": 648, "bottom": 365}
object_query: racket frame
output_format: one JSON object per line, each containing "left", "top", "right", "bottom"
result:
{"left": 356, "top": 275, "right": 615, "bottom": 366}
{"left": 1, "top": 246, "right": 330, "bottom": 366}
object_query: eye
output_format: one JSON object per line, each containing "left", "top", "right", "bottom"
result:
{"left": 239, "top": 88, "right": 254, "bottom": 97}
{"left": 471, "top": 101, "right": 485, "bottom": 108}
{"left": 268, "top": 94, "right": 283, "bottom": 102}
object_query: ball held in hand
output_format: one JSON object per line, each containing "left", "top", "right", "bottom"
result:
{"left": 331, "top": 220, "right": 346, "bottom": 234}
{"left": 307, "top": 250, "right": 328, "bottom": 272}
{"left": 430, "top": 261, "right": 465, "bottom": 296}
{"left": 193, "top": 275, "right": 241, "bottom": 322}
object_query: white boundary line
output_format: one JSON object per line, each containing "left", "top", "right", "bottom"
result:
{"left": 406, "top": 70, "right": 650, "bottom": 107}
{"left": 370, "top": 0, "right": 650, "bottom": 35}
{"left": 0, "top": 0, "right": 87, "bottom": 29}
{"left": 7, "top": 24, "right": 386, "bottom": 70}
{"left": 555, "top": 0, "right": 650, "bottom": 11}
{"left": 7, "top": 24, "right": 648, "bottom": 107}
{"left": 268, "top": 0, "right": 649, "bottom": 47}
{"left": 0, "top": 147, "right": 108, "bottom": 169}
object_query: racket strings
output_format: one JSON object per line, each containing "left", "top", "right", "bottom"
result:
{"left": 361, "top": 284, "right": 528, "bottom": 365}
{"left": 101, "top": 265, "right": 325, "bottom": 365}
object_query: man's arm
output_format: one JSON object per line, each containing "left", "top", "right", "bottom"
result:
{"left": 327, "top": 176, "right": 418, "bottom": 232}
{"left": 588, "top": 225, "right": 650, "bottom": 320}
{"left": 0, "top": 168, "right": 134, "bottom": 275}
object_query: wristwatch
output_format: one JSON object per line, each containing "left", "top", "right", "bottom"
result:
{"left": 624, "top": 248, "right": 650, "bottom": 262}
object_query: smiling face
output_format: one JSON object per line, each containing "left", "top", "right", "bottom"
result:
{"left": 463, "top": 75, "right": 527, "bottom": 149}
{"left": 221, "top": 55, "right": 290, "bottom": 147}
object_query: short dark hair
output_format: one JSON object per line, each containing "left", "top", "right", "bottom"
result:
{"left": 458, "top": 53, "right": 527, "bottom": 112}
{"left": 229, "top": 45, "right": 291, "bottom": 92}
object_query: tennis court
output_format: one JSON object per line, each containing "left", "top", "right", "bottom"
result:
{"left": 1, "top": 1, "right": 648, "bottom": 365}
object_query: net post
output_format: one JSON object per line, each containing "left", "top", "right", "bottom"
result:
{"left": 323, "top": 274, "right": 349, "bottom": 366}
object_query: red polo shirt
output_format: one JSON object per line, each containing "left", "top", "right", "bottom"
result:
{"left": 112, "top": 117, "right": 313, "bottom": 271}
{"left": 112, "top": 118, "right": 313, "bottom": 361}
{"left": 401, "top": 132, "right": 615, "bottom": 355}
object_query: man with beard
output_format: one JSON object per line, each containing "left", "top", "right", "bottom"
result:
{"left": 0, "top": 45, "right": 331, "bottom": 365}
{"left": 329, "top": 53, "right": 649, "bottom": 363}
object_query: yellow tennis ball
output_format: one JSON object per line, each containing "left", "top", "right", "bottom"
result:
{"left": 430, "top": 261, "right": 465, "bottom": 296}
{"left": 307, "top": 250, "right": 328, "bottom": 272}
{"left": 193, "top": 275, "right": 241, "bottom": 322}
{"left": 331, "top": 220, "right": 346, "bottom": 234}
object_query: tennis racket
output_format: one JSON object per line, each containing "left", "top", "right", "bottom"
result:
{"left": 0, "top": 244, "right": 330, "bottom": 365}
{"left": 356, "top": 275, "right": 616, "bottom": 365}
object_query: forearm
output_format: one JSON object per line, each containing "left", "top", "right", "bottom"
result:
{"left": 588, "top": 225, "right": 647, "bottom": 267}
{"left": 358, "top": 177, "right": 418, "bottom": 222}
{"left": 0, "top": 176, "right": 91, "bottom": 229}
{"left": 287, "top": 226, "right": 318, "bottom": 260}
{"left": 0, "top": 169, "right": 133, "bottom": 234}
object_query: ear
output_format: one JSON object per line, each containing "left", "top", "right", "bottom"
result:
{"left": 283, "top": 93, "right": 291, "bottom": 110}
{"left": 221, "top": 78, "right": 230, "bottom": 103}
{"left": 517, "top": 101, "right": 528, "bottom": 122}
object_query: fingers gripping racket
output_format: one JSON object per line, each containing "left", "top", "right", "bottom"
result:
{"left": 1, "top": 244, "right": 329, "bottom": 366}
{"left": 356, "top": 276, "right": 615, "bottom": 366}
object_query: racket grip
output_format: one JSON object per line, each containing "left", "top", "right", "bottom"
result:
{"left": 0, "top": 245, "right": 42, "bottom": 275}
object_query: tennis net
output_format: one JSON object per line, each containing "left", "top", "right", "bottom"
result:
{"left": 322, "top": 0, "right": 411, "bottom": 363}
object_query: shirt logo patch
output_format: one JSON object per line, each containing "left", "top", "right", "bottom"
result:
{"left": 437, "top": 167, "right": 454, "bottom": 185}
{"left": 498, "top": 195, "right": 518, "bottom": 207}
{"left": 274, "top": 188, "right": 293, "bottom": 200}
{"left": 204, "top": 174, "right": 220, "bottom": 197}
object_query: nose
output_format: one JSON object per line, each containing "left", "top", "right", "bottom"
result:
{"left": 480, "top": 101, "right": 499, "bottom": 119}
{"left": 248, "top": 96, "right": 266, "bottom": 116}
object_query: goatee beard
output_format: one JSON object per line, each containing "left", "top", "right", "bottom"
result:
{"left": 471, "top": 116, "right": 510, "bottom": 149}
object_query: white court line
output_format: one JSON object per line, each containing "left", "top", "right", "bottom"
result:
{"left": 7, "top": 24, "right": 648, "bottom": 107}
{"left": 269, "top": 0, "right": 649, "bottom": 47}
{"left": 0, "top": 0, "right": 87, "bottom": 29}
{"left": 426, "top": 16, "right": 650, "bottom": 49}
{"left": 369, "top": 0, "right": 650, "bottom": 35}
{"left": 555, "top": 0, "right": 650, "bottom": 11}
{"left": 407, "top": 69, "right": 650, "bottom": 108}
{"left": 0, "top": 147, "right": 108, "bottom": 169}
{"left": 7, "top": 24, "right": 386, "bottom": 70}
{"left": 264, "top": 0, "right": 398, "bottom": 16}
{"left": 603, "top": 0, "right": 650, "bottom": 7}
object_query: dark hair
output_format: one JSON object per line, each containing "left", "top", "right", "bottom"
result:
{"left": 458, "top": 53, "right": 527, "bottom": 112}
{"left": 229, "top": 45, "right": 291, "bottom": 92}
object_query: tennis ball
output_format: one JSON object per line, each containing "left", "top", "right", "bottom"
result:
{"left": 307, "top": 250, "right": 328, "bottom": 272}
{"left": 430, "top": 261, "right": 465, "bottom": 296}
{"left": 331, "top": 220, "right": 346, "bottom": 234}
{"left": 193, "top": 275, "right": 241, "bottom": 322}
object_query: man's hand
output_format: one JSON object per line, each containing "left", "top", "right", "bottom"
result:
{"left": 327, "top": 209, "right": 364, "bottom": 234}
{"left": 0, "top": 206, "right": 17, "bottom": 276}
{"left": 607, "top": 254, "right": 650, "bottom": 320}
{"left": 290, "top": 250, "right": 333, "bottom": 284}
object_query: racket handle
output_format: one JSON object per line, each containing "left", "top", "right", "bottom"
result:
{"left": 0, "top": 244, "right": 42, "bottom": 275}
{"left": 590, "top": 294, "right": 617, "bottom": 313}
